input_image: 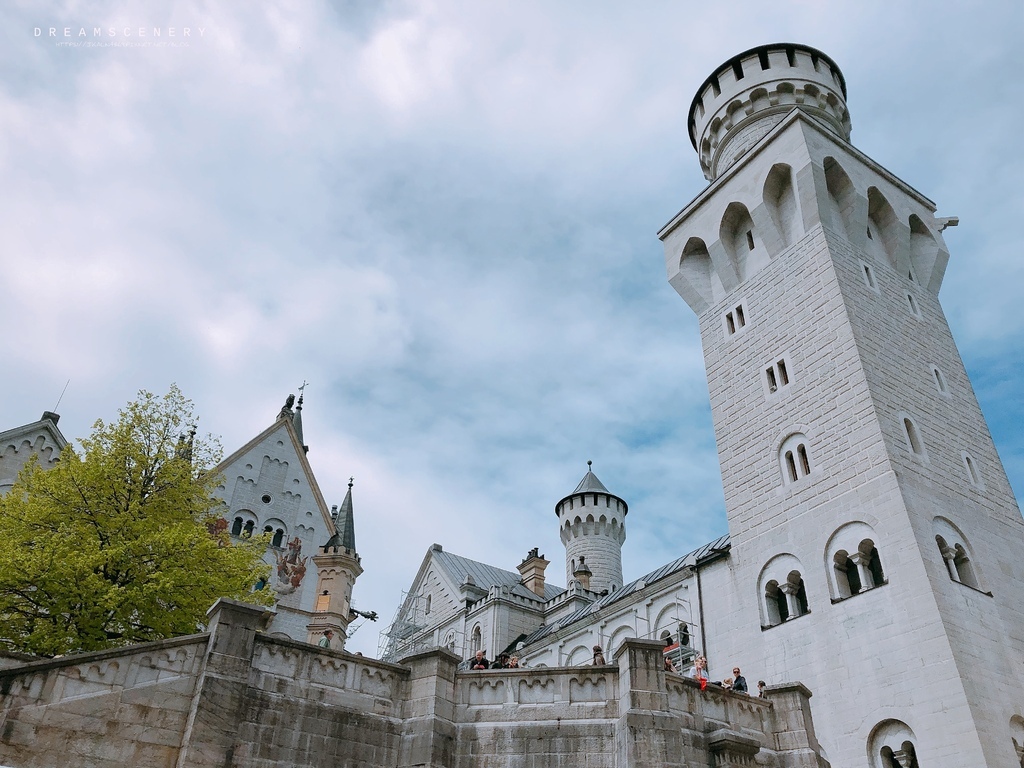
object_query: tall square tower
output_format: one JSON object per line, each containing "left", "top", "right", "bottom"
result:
{"left": 659, "top": 44, "right": 1024, "bottom": 767}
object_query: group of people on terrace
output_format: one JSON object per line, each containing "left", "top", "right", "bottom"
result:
{"left": 467, "top": 638, "right": 766, "bottom": 698}
{"left": 468, "top": 650, "right": 521, "bottom": 669}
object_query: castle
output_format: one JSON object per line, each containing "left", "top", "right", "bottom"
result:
{"left": 382, "top": 44, "right": 1024, "bottom": 766}
{"left": 0, "top": 43, "right": 1021, "bottom": 768}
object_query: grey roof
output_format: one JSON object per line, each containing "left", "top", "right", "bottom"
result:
{"left": 573, "top": 468, "right": 609, "bottom": 494}
{"left": 0, "top": 412, "right": 68, "bottom": 450}
{"left": 434, "top": 549, "right": 564, "bottom": 602}
{"left": 519, "top": 533, "right": 731, "bottom": 647}
{"left": 337, "top": 480, "right": 356, "bottom": 552}
{"left": 324, "top": 480, "right": 356, "bottom": 553}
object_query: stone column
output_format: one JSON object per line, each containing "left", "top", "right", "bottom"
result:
{"left": 398, "top": 647, "right": 459, "bottom": 768}
{"left": 764, "top": 683, "right": 831, "bottom": 768}
{"left": 613, "top": 638, "right": 685, "bottom": 768}
{"left": 780, "top": 584, "right": 801, "bottom": 619}
{"left": 942, "top": 549, "right": 960, "bottom": 582}
{"left": 175, "top": 599, "right": 275, "bottom": 768}
{"left": 849, "top": 552, "right": 875, "bottom": 589}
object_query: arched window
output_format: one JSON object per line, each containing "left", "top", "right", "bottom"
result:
{"left": 272, "top": 528, "right": 285, "bottom": 548}
{"left": 470, "top": 625, "right": 482, "bottom": 655}
{"left": 424, "top": 594, "right": 432, "bottom": 615}
{"left": 779, "top": 433, "right": 812, "bottom": 485}
{"left": 231, "top": 517, "right": 243, "bottom": 536}
{"left": 758, "top": 554, "right": 809, "bottom": 628}
{"left": 869, "top": 720, "right": 919, "bottom": 768}
{"left": 242, "top": 520, "right": 255, "bottom": 538}
{"left": 934, "top": 519, "right": 983, "bottom": 591}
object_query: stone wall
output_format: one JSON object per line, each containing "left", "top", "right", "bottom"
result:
{"left": 0, "top": 600, "right": 829, "bottom": 767}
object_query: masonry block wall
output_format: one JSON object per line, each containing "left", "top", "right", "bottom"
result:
{"left": 0, "top": 600, "right": 829, "bottom": 768}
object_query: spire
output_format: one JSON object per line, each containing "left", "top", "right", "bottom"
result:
{"left": 293, "top": 392, "right": 306, "bottom": 450}
{"left": 338, "top": 477, "right": 356, "bottom": 551}
{"left": 573, "top": 460, "right": 610, "bottom": 494}
{"left": 323, "top": 478, "right": 357, "bottom": 554}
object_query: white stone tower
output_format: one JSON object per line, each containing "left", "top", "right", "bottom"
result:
{"left": 659, "top": 44, "right": 1024, "bottom": 767}
{"left": 556, "top": 462, "right": 627, "bottom": 594}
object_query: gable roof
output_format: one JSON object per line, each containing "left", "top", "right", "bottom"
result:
{"left": 432, "top": 548, "right": 564, "bottom": 602}
{"left": 520, "top": 533, "right": 731, "bottom": 647}
{"left": 0, "top": 412, "right": 68, "bottom": 455}
{"left": 214, "top": 413, "right": 336, "bottom": 536}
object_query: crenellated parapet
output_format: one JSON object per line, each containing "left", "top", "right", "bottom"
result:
{"left": 688, "top": 43, "right": 850, "bottom": 181}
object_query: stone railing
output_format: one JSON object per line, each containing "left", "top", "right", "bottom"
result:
{"left": 0, "top": 602, "right": 830, "bottom": 768}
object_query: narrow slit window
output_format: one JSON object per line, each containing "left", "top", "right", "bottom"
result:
{"left": 785, "top": 451, "right": 797, "bottom": 482}
{"left": 907, "top": 293, "right": 920, "bottom": 316}
{"left": 964, "top": 454, "right": 980, "bottom": 486}
{"left": 777, "top": 360, "right": 789, "bottom": 385}
{"left": 726, "top": 312, "right": 736, "bottom": 334}
{"left": 797, "top": 444, "right": 810, "bottom": 475}
{"left": 866, "top": 227, "right": 873, "bottom": 240}
{"left": 863, "top": 263, "right": 876, "bottom": 289}
{"left": 933, "top": 367, "right": 948, "bottom": 394}
{"left": 735, "top": 304, "right": 746, "bottom": 327}
{"left": 766, "top": 367, "right": 778, "bottom": 393}
{"left": 904, "top": 418, "right": 924, "bottom": 455}
{"left": 746, "top": 230, "right": 755, "bottom": 250}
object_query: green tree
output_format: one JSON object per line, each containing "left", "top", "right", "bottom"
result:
{"left": 0, "top": 386, "right": 273, "bottom": 656}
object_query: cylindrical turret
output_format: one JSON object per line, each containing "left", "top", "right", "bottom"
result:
{"left": 688, "top": 43, "right": 850, "bottom": 181}
{"left": 556, "top": 462, "right": 627, "bottom": 593}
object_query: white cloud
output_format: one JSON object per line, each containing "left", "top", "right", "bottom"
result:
{"left": 1, "top": 0, "right": 1021, "bottom": 657}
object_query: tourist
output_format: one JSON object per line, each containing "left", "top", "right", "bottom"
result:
{"left": 757, "top": 680, "right": 767, "bottom": 698}
{"left": 693, "top": 655, "right": 708, "bottom": 691}
{"left": 318, "top": 629, "right": 334, "bottom": 649}
{"left": 491, "top": 653, "right": 509, "bottom": 669}
{"left": 469, "top": 650, "right": 490, "bottom": 670}
{"left": 592, "top": 645, "right": 606, "bottom": 665}
{"left": 507, "top": 655, "right": 520, "bottom": 668}
{"left": 732, "top": 667, "right": 748, "bottom": 693}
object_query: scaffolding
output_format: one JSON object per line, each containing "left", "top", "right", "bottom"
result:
{"left": 378, "top": 590, "right": 429, "bottom": 663}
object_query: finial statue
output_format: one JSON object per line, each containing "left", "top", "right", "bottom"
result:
{"left": 278, "top": 394, "right": 295, "bottom": 419}
{"left": 348, "top": 477, "right": 354, "bottom": 489}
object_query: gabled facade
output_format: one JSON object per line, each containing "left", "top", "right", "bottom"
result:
{"left": 0, "top": 411, "right": 67, "bottom": 494}
{"left": 213, "top": 393, "right": 362, "bottom": 646}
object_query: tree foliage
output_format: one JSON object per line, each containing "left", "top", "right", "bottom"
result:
{"left": 0, "top": 386, "right": 273, "bottom": 656}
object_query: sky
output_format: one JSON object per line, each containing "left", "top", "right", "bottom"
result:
{"left": 2, "top": 0, "right": 1022, "bottom": 656}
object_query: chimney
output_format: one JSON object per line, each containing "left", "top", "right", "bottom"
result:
{"left": 573, "top": 555, "right": 593, "bottom": 591}
{"left": 517, "top": 548, "right": 549, "bottom": 598}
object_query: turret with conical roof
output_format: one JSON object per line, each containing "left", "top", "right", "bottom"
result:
{"left": 555, "top": 461, "right": 627, "bottom": 594}
{"left": 307, "top": 478, "right": 362, "bottom": 649}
